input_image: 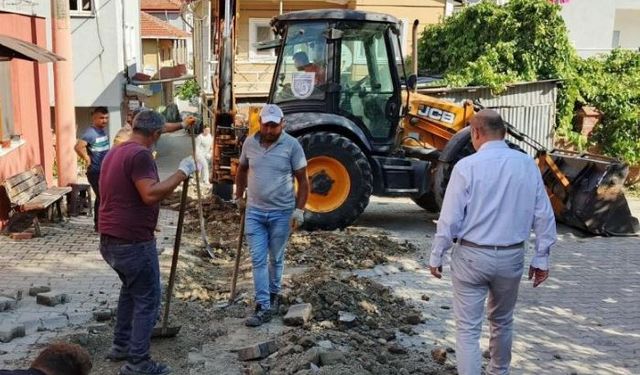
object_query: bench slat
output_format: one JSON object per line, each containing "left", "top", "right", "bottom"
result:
{"left": 22, "top": 193, "right": 63, "bottom": 211}
{"left": 6, "top": 176, "right": 47, "bottom": 201}
{"left": 10, "top": 181, "right": 48, "bottom": 206}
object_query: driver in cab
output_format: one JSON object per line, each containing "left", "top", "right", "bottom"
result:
{"left": 293, "top": 51, "right": 325, "bottom": 85}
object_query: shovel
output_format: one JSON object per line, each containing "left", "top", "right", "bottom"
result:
{"left": 152, "top": 178, "right": 189, "bottom": 338}
{"left": 189, "top": 126, "right": 215, "bottom": 258}
{"left": 228, "top": 208, "right": 246, "bottom": 304}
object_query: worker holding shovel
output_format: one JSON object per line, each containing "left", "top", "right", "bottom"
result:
{"left": 235, "top": 104, "right": 310, "bottom": 327}
{"left": 98, "top": 110, "right": 198, "bottom": 375}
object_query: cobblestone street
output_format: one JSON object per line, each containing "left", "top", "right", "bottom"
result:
{"left": 355, "top": 197, "right": 640, "bottom": 375}
{"left": 0, "top": 210, "right": 178, "bottom": 365}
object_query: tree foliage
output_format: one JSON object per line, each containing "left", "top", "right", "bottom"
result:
{"left": 417, "top": 0, "right": 640, "bottom": 164}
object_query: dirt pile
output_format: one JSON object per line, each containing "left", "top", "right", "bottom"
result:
{"left": 287, "top": 231, "right": 416, "bottom": 270}
{"left": 257, "top": 274, "right": 455, "bottom": 375}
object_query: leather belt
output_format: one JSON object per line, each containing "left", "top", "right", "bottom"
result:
{"left": 100, "top": 234, "right": 146, "bottom": 245}
{"left": 459, "top": 239, "right": 524, "bottom": 250}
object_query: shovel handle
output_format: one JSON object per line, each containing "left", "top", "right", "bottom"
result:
{"left": 161, "top": 177, "right": 189, "bottom": 331}
{"left": 229, "top": 210, "right": 246, "bottom": 303}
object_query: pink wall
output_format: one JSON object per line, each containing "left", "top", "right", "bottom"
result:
{"left": 0, "top": 13, "right": 56, "bottom": 226}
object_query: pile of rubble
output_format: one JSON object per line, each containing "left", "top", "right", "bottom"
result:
{"left": 242, "top": 274, "right": 455, "bottom": 375}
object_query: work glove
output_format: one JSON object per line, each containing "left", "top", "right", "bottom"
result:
{"left": 290, "top": 208, "right": 305, "bottom": 231}
{"left": 178, "top": 156, "right": 199, "bottom": 177}
{"left": 182, "top": 115, "right": 197, "bottom": 129}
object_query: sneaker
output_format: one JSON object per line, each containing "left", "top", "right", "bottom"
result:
{"left": 105, "top": 346, "right": 129, "bottom": 362}
{"left": 119, "top": 359, "right": 172, "bottom": 375}
{"left": 270, "top": 293, "right": 282, "bottom": 315}
{"left": 245, "top": 304, "right": 273, "bottom": 327}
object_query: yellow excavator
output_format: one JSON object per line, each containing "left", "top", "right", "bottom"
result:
{"left": 202, "top": 6, "right": 639, "bottom": 236}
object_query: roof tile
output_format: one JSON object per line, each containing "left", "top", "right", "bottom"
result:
{"left": 140, "top": 11, "right": 190, "bottom": 39}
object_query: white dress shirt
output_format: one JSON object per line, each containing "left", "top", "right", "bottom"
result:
{"left": 430, "top": 140, "right": 556, "bottom": 270}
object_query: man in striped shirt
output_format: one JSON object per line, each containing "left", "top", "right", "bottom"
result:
{"left": 75, "top": 107, "right": 110, "bottom": 231}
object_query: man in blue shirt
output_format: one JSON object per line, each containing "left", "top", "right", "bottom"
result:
{"left": 75, "top": 107, "right": 110, "bottom": 231}
{"left": 429, "top": 110, "right": 556, "bottom": 375}
{"left": 235, "top": 104, "right": 310, "bottom": 327}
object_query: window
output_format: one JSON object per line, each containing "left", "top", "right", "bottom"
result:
{"left": 0, "top": 62, "right": 15, "bottom": 145}
{"left": 612, "top": 31, "right": 621, "bottom": 48}
{"left": 249, "top": 19, "right": 276, "bottom": 62}
{"left": 69, "top": 0, "right": 93, "bottom": 16}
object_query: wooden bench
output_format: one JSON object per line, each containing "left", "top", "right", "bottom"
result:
{"left": 2, "top": 165, "right": 71, "bottom": 236}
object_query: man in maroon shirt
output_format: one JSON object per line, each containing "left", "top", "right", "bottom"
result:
{"left": 98, "top": 110, "right": 197, "bottom": 375}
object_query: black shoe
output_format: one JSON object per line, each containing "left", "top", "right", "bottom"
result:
{"left": 270, "top": 293, "right": 282, "bottom": 315}
{"left": 245, "top": 304, "right": 273, "bottom": 327}
{"left": 119, "top": 359, "right": 172, "bottom": 375}
{"left": 106, "top": 346, "right": 129, "bottom": 362}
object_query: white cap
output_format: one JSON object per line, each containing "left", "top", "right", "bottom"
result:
{"left": 260, "top": 104, "right": 284, "bottom": 124}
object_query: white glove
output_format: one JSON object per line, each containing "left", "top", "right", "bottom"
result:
{"left": 178, "top": 156, "right": 199, "bottom": 177}
{"left": 291, "top": 208, "right": 304, "bottom": 230}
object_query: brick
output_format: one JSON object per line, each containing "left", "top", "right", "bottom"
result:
{"left": 28, "top": 286, "right": 51, "bottom": 297}
{"left": 283, "top": 303, "right": 313, "bottom": 326}
{"left": 10, "top": 232, "right": 33, "bottom": 240}
{"left": 36, "top": 292, "right": 71, "bottom": 307}
{"left": 431, "top": 347, "right": 447, "bottom": 365}
{"left": 236, "top": 340, "right": 278, "bottom": 361}
{"left": 0, "top": 323, "right": 26, "bottom": 343}
{"left": 0, "top": 296, "right": 17, "bottom": 312}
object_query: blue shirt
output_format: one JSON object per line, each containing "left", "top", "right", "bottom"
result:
{"left": 430, "top": 140, "right": 556, "bottom": 270}
{"left": 81, "top": 126, "right": 110, "bottom": 174}
{"left": 239, "top": 132, "right": 307, "bottom": 211}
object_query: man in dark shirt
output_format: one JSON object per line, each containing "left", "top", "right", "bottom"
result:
{"left": 98, "top": 110, "right": 198, "bottom": 375}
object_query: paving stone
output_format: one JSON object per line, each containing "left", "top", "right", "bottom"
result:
{"left": 28, "top": 286, "right": 51, "bottom": 297}
{"left": 0, "top": 296, "right": 17, "bottom": 312}
{"left": 283, "top": 303, "right": 313, "bottom": 326}
{"left": 237, "top": 340, "right": 278, "bottom": 361}
{"left": 38, "top": 314, "right": 69, "bottom": 331}
{"left": 65, "top": 312, "right": 93, "bottom": 326}
{"left": 36, "top": 292, "right": 71, "bottom": 307}
{"left": 93, "top": 308, "right": 113, "bottom": 322}
{"left": 0, "top": 323, "right": 26, "bottom": 343}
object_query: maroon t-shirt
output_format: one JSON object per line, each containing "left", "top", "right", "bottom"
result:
{"left": 98, "top": 141, "right": 159, "bottom": 241}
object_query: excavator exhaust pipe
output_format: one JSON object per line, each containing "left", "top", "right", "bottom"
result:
{"left": 538, "top": 150, "right": 640, "bottom": 236}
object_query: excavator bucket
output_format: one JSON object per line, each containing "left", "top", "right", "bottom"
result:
{"left": 537, "top": 150, "right": 640, "bottom": 236}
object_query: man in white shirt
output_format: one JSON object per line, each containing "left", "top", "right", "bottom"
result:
{"left": 195, "top": 127, "right": 213, "bottom": 185}
{"left": 429, "top": 109, "right": 556, "bottom": 375}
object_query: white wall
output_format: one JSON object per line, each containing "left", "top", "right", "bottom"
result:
{"left": 561, "top": 0, "right": 617, "bottom": 57}
{"left": 614, "top": 9, "right": 640, "bottom": 50}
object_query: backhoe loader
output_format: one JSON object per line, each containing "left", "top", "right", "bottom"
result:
{"left": 202, "top": 7, "right": 639, "bottom": 236}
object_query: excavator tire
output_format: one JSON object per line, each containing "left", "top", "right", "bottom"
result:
{"left": 299, "top": 132, "right": 373, "bottom": 230}
{"left": 433, "top": 128, "right": 524, "bottom": 210}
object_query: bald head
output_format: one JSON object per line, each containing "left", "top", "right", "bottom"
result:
{"left": 469, "top": 109, "right": 506, "bottom": 151}
{"left": 473, "top": 109, "right": 506, "bottom": 137}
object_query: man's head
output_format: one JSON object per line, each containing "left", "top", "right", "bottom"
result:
{"left": 293, "top": 51, "right": 310, "bottom": 70}
{"left": 259, "top": 104, "right": 284, "bottom": 143}
{"left": 469, "top": 109, "right": 506, "bottom": 151}
{"left": 30, "top": 342, "right": 92, "bottom": 375}
{"left": 91, "top": 107, "right": 109, "bottom": 129}
{"left": 132, "top": 109, "right": 165, "bottom": 146}
{"left": 202, "top": 127, "right": 211, "bottom": 136}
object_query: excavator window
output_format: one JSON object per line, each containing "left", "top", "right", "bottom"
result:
{"left": 273, "top": 22, "right": 328, "bottom": 103}
{"left": 336, "top": 22, "right": 397, "bottom": 140}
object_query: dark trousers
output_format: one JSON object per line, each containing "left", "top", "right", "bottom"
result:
{"left": 87, "top": 171, "right": 100, "bottom": 230}
{"left": 100, "top": 238, "right": 160, "bottom": 363}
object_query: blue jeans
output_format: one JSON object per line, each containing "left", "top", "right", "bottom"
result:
{"left": 100, "top": 238, "right": 160, "bottom": 363}
{"left": 87, "top": 171, "right": 100, "bottom": 229}
{"left": 244, "top": 207, "right": 293, "bottom": 309}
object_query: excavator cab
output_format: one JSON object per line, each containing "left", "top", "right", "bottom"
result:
{"left": 270, "top": 11, "right": 404, "bottom": 147}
